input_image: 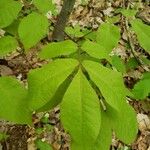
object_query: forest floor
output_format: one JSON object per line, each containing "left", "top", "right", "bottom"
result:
{"left": 0, "top": 0, "right": 150, "bottom": 150}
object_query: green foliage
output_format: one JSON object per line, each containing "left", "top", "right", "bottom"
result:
{"left": 85, "top": 31, "right": 96, "bottom": 41}
{"left": 132, "top": 73, "right": 150, "bottom": 99}
{"left": 18, "top": 12, "right": 49, "bottom": 50}
{"left": 39, "top": 40, "right": 78, "bottom": 59}
{"left": 35, "top": 139, "right": 53, "bottom": 150}
{"left": 0, "top": 77, "right": 32, "bottom": 124}
{"left": 81, "top": 0, "right": 89, "bottom": 5}
{"left": 35, "top": 128, "right": 44, "bottom": 135}
{"left": 126, "top": 57, "right": 139, "bottom": 70}
{"left": 65, "top": 25, "right": 85, "bottom": 38}
{"left": 83, "top": 61, "right": 137, "bottom": 143}
{"left": 83, "top": 60, "right": 125, "bottom": 110}
{"left": 0, "top": 36, "right": 18, "bottom": 57}
{"left": 107, "top": 15, "right": 120, "bottom": 24}
{"left": 119, "top": 8, "right": 150, "bottom": 52}
{"left": 0, "top": 132, "right": 9, "bottom": 141}
{"left": 4, "top": 20, "right": 20, "bottom": 36}
{"left": 61, "top": 69, "right": 101, "bottom": 150}
{"left": 111, "top": 55, "right": 126, "bottom": 73}
{"left": 118, "top": 8, "right": 137, "bottom": 18}
{"left": 27, "top": 28, "right": 137, "bottom": 149}
{"left": 0, "top": 2, "right": 139, "bottom": 148}
{"left": 33, "top": 0, "right": 57, "bottom": 15}
{"left": 94, "top": 104, "right": 115, "bottom": 150}
{"left": 141, "top": 56, "right": 150, "bottom": 65}
{"left": 81, "top": 40, "right": 110, "bottom": 60}
{"left": 28, "top": 59, "right": 78, "bottom": 111}
{"left": 0, "top": 0, "right": 22, "bottom": 28}
{"left": 131, "top": 19, "right": 150, "bottom": 52}
{"left": 96, "top": 23, "right": 120, "bottom": 53}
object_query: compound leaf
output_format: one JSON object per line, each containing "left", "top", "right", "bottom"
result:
{"left": 96, "top": 23, "right": 120, "bottom": 53}
{"left": 61, "top": 69, "right": 101, "bottom": 150}
{"left": 28, "top": 59, "right": 78, "bottom": 111}
{"left": 131, "top": 19, "right": 150, "bottom": 51}
{"left": 0, "top": 36, "right": 18, "bottom": 57}
{"left": 0, "top": 77, "right": 31, "bottom": 124}
{"left": 39, "top": 40, "right": 78, "bottom": 59}
{"left": 18, "top": 12, "right": 49, "bottom": 50}
{"left": 0, "top": 0, "right": 22, "bottom": 28}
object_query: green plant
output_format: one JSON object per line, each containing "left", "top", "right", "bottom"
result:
{"left": 35, "top": 139, "right": 53, "bottom": 150}
{"left": 132, "top": 72, "right": 150, "bottom": 99}
{"left": 0, "top": 132, "right": 9, "bottom": 141}
{"left": 0, "top": 0, "right": 150, "bottom": 149}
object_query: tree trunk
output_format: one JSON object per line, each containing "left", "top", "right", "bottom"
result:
{"left": 52, "top": 0, "right": 76, "bottom": 41}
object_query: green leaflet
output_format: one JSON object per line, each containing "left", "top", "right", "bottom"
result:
{"left": 132, "top": 72, "right": 150, "bottom": 99}
{"left": 141, "top": 56, "right": 150, "bottom": 65}
{"left": 28, "top": 59, "right": 78, "bottom": 111}
{"left": 95, "top": 120, "right": 111, "bottom": 150}
{"left": 83, "top": 60, "right": 138, "bottom": 144}
{"left": 33, "top": 0, "right": 57, "bottom": 15}
{"left": 37, "top": 75, "right": 73, "bottom": 112}
{"left": 35, "top": 139, "right": 53, "bottom": 150}
{"left": 0, "top": 0, "right": 22, "bottom": 28}
{"left": 118, "top": 8, "right": 137, "bottom": 18}
{"left": 39, "top": 40, "right": 78, "bottom": 59}
{"left": 111, "top": 55, "right": 126, "bottom": 73}
{"left": 4, "top": 20, "right": 20, "bottom": 36}
{"left": 107, "top": 15, "right": 120, "bottom": 24}
{"left": 85, "top": 31, "right": 96, "bottom": 41}
{"left": 113, "top": 104, "right": 137, "bottom": 144}
{"left": 18, "top": 12, "right": 49, "bottom": 50}
{"left": 61, "top": 69, "right": 101, "bottom": 150}
{"left": 131, "top": 19, "right": 150, "bottom": 51}
{"left": 81, "top": 40, "right": 110, "bottom": 60}
{"left": 83, "top": 60, "right": 126, "bottom": 110}
{"left": 95, "top": 103, "right": 137, "bottom": 149}
{"left": 65, "top": 25, "right": 84, "bottom": 38}
{"left": 126, "top": 57, "right": 139, "bottom": 70}
{"left": 96, "top": 23, "right": 120, "bottom": 53}
{"left": 95, "top": 104, "right": 117, "bottom": 150}
{"left": 0, "top": 36, "right": 18, "bottom": 57}
{"left": 0, "top": 77, "right": 32, "bottom": 124}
